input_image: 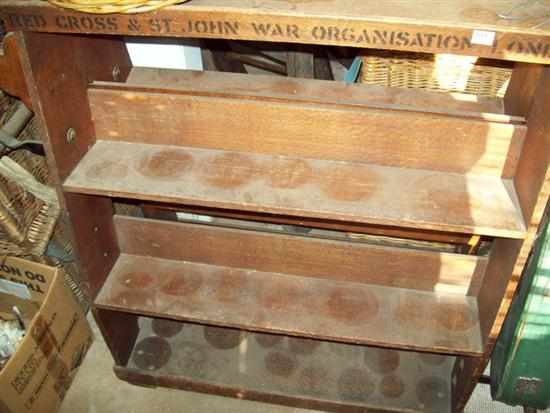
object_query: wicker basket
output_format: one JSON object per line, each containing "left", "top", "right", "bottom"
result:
{"left": 37, "top": 218, "right": 90, "bottom": 313}
{"left": 0, "top": 156, "right": 60, "bottom": 257}
{"left": 360, "top": 51, "right": 513, "bottom": 98}
{"left": 0, "top": 94, "right": 85, "bottom": 308}
{"left": 0, "top": 94, "right": 17, "bottom": 126}
{"left": 46, "top": 0, "right": 188, "bottom": 14}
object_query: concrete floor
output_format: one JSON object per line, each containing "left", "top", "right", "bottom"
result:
{"left": 59, "top": 317, "right": 532, "bottom": 413}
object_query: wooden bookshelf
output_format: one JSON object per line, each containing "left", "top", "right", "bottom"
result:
{"left": 4, "top": 5, "right": 549, "bottom": 411}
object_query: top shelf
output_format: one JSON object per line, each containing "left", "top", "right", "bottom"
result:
{"left": 63, "top": 68, "right": 528, "bottom": 239}
{"left": 2, "top": 0, "right": 550, "bottom": 64}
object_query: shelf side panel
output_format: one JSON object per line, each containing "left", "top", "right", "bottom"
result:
{"left": 16, "top": 32, "right": 130, "bottom": 299}
{"left": 453, "top": 65, "right": 550, "bottom": 411}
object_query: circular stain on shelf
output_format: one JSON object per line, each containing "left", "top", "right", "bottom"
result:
{"left": 151, "top": 318, "right": 184, "bottom": 338}
{"left": 214, "top": 269, "right": 247, "bottom": 303}
{"left": 461, "top": 6, "right": 498, "bottom": 21}
{"left": 111, "top": 289, "right": 151, "bottom": 308}
{"left": 394, "top": 295, "right": 430, "bottom": 328}
{"left": 86, "top": 160, "right": 128, "bottom": 180}
{"left": 138, "top": 149, "right": 193, "bottom": 179}
{"left": 174, "top": 341, "right": 208, "bottom": 378}
{"left": 260, "top": 279, "right": 307, "bottom": 312}
{"left": 203, "top": 325, "right": 245, "bottom": 350}
{"left": 412, "top": 174, "right": 480, "bottom": 217}
{"left": 119, "top": 271, "right": 155, "bottom": 289}
{"left": 267, "top": 158, "right": 313, "bottom": 189}
{"left": 418, "top": 353, "right": 447, "bottom": 366}
{"left": 416, "top": 376, "right": 449, "bottom": 409}
{"left": 380, "top": 374, "right": 405, "bottom": 399}
{"left": 133, "top": 337, "right": 171, "bottom": 371}
{"left": 298, "top": 366, "right": 329, "bottom": 395}
{"left": 436, "top": 303, "right": 477, "bottom": 331}
{"left": 160, "top": 269, "right": 203, "bottom": 297}
{"left": 256, "top": 333, "right": 284, "bottom": 349}
{"left": 202, "top": 152, "right": 257, "bottom": 189}
{"left": 264, "top": 351, "right": 297, "bottom": 378}
{"left": 288, "top": 337, "right": 321, "bottom": 355}
{"left": 337, "top": 368, "right": 374, "bottom": 402}
{"left": 319, "top": 164, "right": 379, "bottom": 202}
{"left": 364, "top": 347, "right": 400, "bottom": 374}
{"left": 325, "top": 288, "right": 379, "bottom": 324}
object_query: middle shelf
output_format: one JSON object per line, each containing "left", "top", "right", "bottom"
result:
{"left": 64, "top": 140, "right": 526, "bottom": 238}
{"left": 94, "top": 215, "right": 485, "bottom": 356}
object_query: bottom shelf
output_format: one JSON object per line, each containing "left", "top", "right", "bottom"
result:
{"left": 115, "top": 316, "right": 454, "bottom": 413}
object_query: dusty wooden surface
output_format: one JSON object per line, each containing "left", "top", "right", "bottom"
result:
{"left": 125, "top": 68, "right": 509, "bottom": 116}
{"left": 93, "top": 307, "right": 139, "bottom": 366}
{"left": 141, "top": 203, "right": 474, "bottom": 245}
{"left": 15, "top": 32, "right": 130, "bottom": 299}
{"left": 2, "top": 0, "right": 550, "bottom": 63}
{"left": 64, "top": 140, "right": 526, "bottom": 238}
{"left": 96, "top": 253, "right": 483, "bottom": 355}
{"left": 93, "top": 216, "right": 486, "bottom": 358}
{"left": 474, "top": 66, "right": 550, "bottom": 344}
{"left": 90, "top": 70, "right": 527, "bottom": 178}
{"left": 504, "top": 63, "right": 544, "bottom": 116}
{"left": 112, "top": 215, "right": 486, "bottom": 294}
{"left": 452, "top": 66, "right": 550, "bottom": 411}
{"left": 116, "top": 317, "right": 454, "bottom": 413}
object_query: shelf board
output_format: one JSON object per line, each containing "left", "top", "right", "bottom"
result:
{"left": 89, "top": 75, "right": 526, "bottom": 178}
{"left": 119, "top": 67, "right": 513, "bottom": 121}
{"left": 95, "top": 252, "right": 483, "bottom": 355}
{"left": 64, "top": 140, "right": 526, "bottom": 238}
{"left": 115, "top": 316, "right": 454, "bottom": 413}
{"left": 110, "top": 215, "right": 488, "bottom": 295}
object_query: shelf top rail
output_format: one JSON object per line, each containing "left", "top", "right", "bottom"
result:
{"left": 2, "top": 0, "right": 550, "bottom": 64}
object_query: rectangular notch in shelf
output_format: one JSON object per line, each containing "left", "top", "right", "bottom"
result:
{"left": 112, "top": 314, "right": 454, "bottom": 413}
{"left": 95, "top": 215, "right": 485, "bottom": 355}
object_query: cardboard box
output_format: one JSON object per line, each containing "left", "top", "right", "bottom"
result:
{"left": 0, "top": 256, "right": 92, "bottom": 413}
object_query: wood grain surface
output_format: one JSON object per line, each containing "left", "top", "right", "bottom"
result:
{"left": 124, "top": 67, "right": 509, "bottom": 117}
{"left": 64, "top": 140, "right": 526, "bottom": 238}
{"left": 141, "top": 203, "right": 474, "bottom": 245}
{"left": 452, "top": 65, "right": 550, "bottom": 411}
{"left": 93, "top": 308, "right": 139, "bottom": 366}
{"left": 2, "top": 0, "right": 550, "bottom": 63}
{"left": 96, "top": 252, "right": 483, "bottom": 355}
{"left": 116, "top": 317, "right": 454, "bottom": 413}
{"left": 112, "top": 215, "right": 487, "bottom": 294}
{"left": 15, "top": 32, "right": 130, "bottom": 299}
{"left": 89, "top": 74, "right": 526, "bottom": 177}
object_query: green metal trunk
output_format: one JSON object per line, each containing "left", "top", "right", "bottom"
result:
{"left": 491, "top": 206, "right": 550, "bottom": 409}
